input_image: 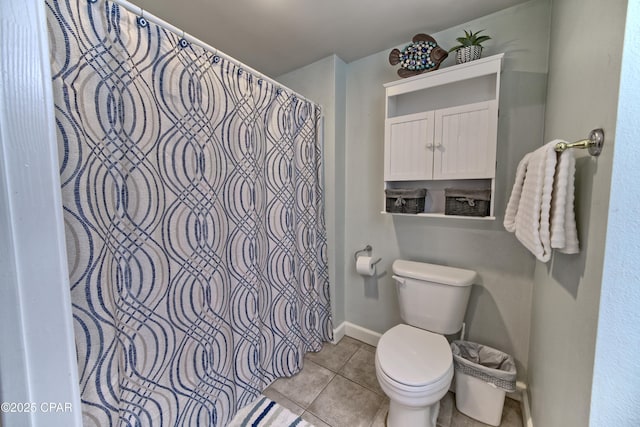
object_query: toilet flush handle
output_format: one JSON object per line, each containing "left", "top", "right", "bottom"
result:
{"left": 392, "top": 275, "right": 406, "bottom": 287}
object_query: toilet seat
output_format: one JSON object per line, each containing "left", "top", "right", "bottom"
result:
{"left": 376, "top": 324, "right": 453, "bottom": 389}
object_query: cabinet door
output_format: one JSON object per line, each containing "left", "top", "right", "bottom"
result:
{"left": 384, "top": 111, "right": 435, "bottom": 181}
{"left": 433, "top": 100, "right": 497, "bottom": 180}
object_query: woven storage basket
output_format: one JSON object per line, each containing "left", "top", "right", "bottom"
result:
{"left": 385, "top": 188, "right": 426, "bottom": 214}
{"left": 445, "top": 189, "right": 491, "bottom": 217}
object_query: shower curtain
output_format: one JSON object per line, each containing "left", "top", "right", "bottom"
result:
{"left": 46, "top": 0, "right": 331, "bottom": 425}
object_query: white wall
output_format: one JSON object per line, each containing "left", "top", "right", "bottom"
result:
{"left": 342, "top": 0, "right": 551, "bottom": 379}
{"left": 526, "top": 0, "right": 628, "bottom": 426}
{"left": 0, "top": 0, "right": 82, "bottom": 426}
{"left": 278, "top": 55, "right": 348, "bottom": 326}
{"left": 591, "top": 2, "right": 640, "bottom": 424}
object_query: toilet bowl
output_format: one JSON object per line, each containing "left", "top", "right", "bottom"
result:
{"left": 375, "top": 260, "right": 476, "bottom": 427}
{"left": 375, "top": 324, "right": 453, "bottom": 426}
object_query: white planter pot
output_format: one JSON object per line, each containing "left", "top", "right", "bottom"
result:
{"left": 455, "top": 46, "right": 483, "bottom": 64}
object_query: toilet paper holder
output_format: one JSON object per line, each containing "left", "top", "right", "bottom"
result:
{"left": 354, "top": 245, "right": 382, "bottom": 266}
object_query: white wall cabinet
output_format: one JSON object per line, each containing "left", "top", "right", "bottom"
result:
{"left": 385, "top": 112, "right": 434, "bottom": 180}
{"left": 385, "top": 100, "right": 497, "bottom": 181}
{"left": 383, "top": 53, "right": 503, "bottom": 219}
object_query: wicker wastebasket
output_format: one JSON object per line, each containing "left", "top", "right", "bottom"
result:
{"left": 451, "top": 341, "right": 517, "bottom": 426}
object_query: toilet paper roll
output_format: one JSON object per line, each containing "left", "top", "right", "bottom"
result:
{"left": 356, "top": 256, "right": 376, "bottom": 277}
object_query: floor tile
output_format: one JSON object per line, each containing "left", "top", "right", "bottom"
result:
{"left": 451, "top": 396, "right": 522, "bottom": 427}
{"left": 498, "top": 398, "right": 523, "bottom": 427}
{"left": 370, "top": 399, "right": 389, "bottom": 427}
{"left": 262, "top": 388, "right": 304, "bottom": 416}
{"left": 264, "top": 336, "right": 522, "bottom": 427}
{"left": 300, "top": 411, "right": 331, "bottom": 427}
{"left": 305, "top": 336, "right": 361, "bottom": 372}
{"left": 360, "top": 342, "right": 377, "bottom": 353}
{"left": 369, "top": 393, "right": 455, "bottom": 427}
{"left": 451, "top": 408, "right": 491, "bottom": 427}
{"left": 437, "top": 392, "right": 455, "bottom": 427}
{"left": 338, "top": 347, "right": 384, "bottom": 395}
{"left": 307, "top": 375, "right": 383, "bottom": 427}
{"left": 268, "top": 360, "right": 335, "bottom": 408}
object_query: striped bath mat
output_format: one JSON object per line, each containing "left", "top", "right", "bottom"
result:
{"left": 229, "top": 396, "right": 314, "bottom": 427}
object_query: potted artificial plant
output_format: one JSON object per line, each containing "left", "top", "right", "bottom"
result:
{"left": 449, "top": 29, "right": 491, "bottom": 64}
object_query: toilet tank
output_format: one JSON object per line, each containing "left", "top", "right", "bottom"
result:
{"left": 392, "top": 260, "right": 476, "bottom": 335}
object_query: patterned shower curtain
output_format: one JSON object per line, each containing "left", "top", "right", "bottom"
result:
{"left": 46, "top": 1, "right": 331, "bottom": 425}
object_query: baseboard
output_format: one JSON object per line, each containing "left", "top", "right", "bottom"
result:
{"left": 515, "top": 382, "right": 533, "bottom": 427}
{"left": 332, "top": 321, "right": 381, "bottom": 346}
{"left": 332, "top": 322, "right": 346, "bottom": 344}
{"left": 521, "top": 386, "right": 533, "bottom": 427}
{"left": 343, "top": 322, "right": 382, "bottom": 347}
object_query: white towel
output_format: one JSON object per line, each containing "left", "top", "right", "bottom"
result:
{"left": 504, "top": 152, "right": 531, "bottom": 232}
{"left": 503, "top": 140, "right": 579, "bottom": 262}
{"left": 551, "top": 149, "right": 580, "bottom": 254}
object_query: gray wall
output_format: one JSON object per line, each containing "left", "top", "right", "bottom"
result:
{"left": 342, "top": 0, "right": 551, "bottom": 380}
{"left": 527, "top": 0, "right": 628, "bottom": 425}
{"left": 278, "top": 55, "right": 348, "bottom": 327}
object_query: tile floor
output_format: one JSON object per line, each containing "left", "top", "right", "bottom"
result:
{"left": 264, "top": 336, "right": 523, "bottom": 427}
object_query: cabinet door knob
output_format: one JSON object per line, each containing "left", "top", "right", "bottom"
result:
{"left": 426, "top": 143, "right": 434, "bottom": 149}
{"left": 435, "top": 142, "right": 443, "bottom": 149}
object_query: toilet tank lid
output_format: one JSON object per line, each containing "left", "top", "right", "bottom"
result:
{"left": 392, "top": 260, "right": 476, "bottom": 286}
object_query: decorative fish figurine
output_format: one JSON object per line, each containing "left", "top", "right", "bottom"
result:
{"left": 389, "top": 34, "right": 449, "bottom": 78}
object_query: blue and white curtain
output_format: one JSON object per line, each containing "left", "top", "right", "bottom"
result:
{"left": 46, "top": 1, "right": 331, "bottom": 425}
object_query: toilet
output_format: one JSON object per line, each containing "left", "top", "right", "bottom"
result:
{"left": 375, "top": 260, "right": 476, "bottom": 427}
